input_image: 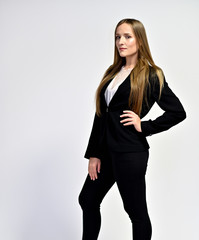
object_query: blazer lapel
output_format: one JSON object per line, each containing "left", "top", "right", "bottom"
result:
{"left": 109, "top": 74, "right": 130, "bottom": 106}
{"left": 100, "top": 79, "right": 112, "bottom": 109}
{"left": 100, "top": 74, "right": 131, "bottom": 109}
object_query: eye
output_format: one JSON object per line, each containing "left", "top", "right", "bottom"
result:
{"left": 126, "top": 35, "right": 131, "bottom": 39}
{"left": 115, "top": 36, "right": 120, "bottom": 40}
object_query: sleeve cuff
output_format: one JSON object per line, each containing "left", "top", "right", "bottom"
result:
{"left": 141, "top": 121, "right": 153, "bottom": 137}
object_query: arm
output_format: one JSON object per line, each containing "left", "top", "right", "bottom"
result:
{"left": 84, "top": 113, "right": 101, "bottom": 159}
{"left": 141, "top": 75, "right": 186, "bottom": 137}
{"left": 84, "top": 113, "right": 102, "bottom": 181}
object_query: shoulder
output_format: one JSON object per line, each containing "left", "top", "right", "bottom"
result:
{"left": 147, "top": 66, "right": 166, "bottom": 100}
{"left": 149, "top": 66, "right": 160, "bottom": 82}
{"left": 148, "top": 66, "right": 160, "bottom": 92}
{"left": 148, "top": 65, "right": 165, "bottom": 88}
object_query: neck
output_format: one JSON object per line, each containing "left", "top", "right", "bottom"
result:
{"left": 125, "top": 54, "right": 138, "bottom": 69}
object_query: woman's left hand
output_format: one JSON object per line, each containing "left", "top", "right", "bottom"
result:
{"left": 120, "top": 110, "right": 142, "bottom": 132}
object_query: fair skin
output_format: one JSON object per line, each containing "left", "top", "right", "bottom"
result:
{"left": 89, "top": 23, "right": 141, "bottom": 181}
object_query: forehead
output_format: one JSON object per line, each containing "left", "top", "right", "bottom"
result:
{"left": 116, "top": 23, "right": 133, "bottom": 34}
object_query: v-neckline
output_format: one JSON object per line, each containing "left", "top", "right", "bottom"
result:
{"left": 103, "top": 73, "right": 131, "bottom": 107}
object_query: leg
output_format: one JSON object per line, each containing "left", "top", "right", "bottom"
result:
{"left": 111, "top": 151, "right": 152, "bottom": 240}
{"left": 78, "top": 153, "right": 115, "bottom": 240}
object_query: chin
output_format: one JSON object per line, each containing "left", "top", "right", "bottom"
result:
{"left": 119, "top": 53, "right": 127, "bottom": 57}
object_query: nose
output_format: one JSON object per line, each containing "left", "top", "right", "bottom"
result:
{"left": 118, "top": 36, "right": 125, "bottom": 45}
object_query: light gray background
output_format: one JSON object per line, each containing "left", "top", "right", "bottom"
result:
{"left": 0, "top": 0, "right": 198, "bottom": 239}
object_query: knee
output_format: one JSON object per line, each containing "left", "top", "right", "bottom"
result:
{"left": 78, "top": 190, "right": 85, "bottom": 209}
{"left": 123, "top": 203, "right": 149, "bottom": 222}
{"left": 78, "top": 190, "right": 100, "bottom": 211}
{"left": 78, "top": 190, "right": 93, "bottom": 210}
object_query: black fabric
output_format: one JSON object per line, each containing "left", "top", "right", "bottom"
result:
{"left": 84, "top": 68, "right": 186, "bottom": 159}
{"left": 79, "top": 150, "right": 152, "bottom": 240}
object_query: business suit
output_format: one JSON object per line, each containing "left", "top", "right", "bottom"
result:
{"left": 79, "top": 67, "right": 186, "bottom": 240}
{"left": 84, "top": 67, "right": 186, "bottom": 159}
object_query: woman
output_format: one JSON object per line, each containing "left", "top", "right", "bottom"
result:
{"left": 78, "top": 18, "right": 186, "bottom": 240}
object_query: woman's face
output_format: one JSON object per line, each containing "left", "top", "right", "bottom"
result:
{"left": 115, "top": 23, "right": 139, "bottom": 60}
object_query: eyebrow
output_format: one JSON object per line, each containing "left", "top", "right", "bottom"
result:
{"left": 115, "top": 32, "right": 132, "bottom": 35}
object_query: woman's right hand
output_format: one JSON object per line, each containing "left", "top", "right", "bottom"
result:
{"left": 88, "top": 157, "right": 101, "bottom": 181}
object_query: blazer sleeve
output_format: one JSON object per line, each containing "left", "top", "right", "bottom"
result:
{"left": 84, "top": 113, "right": 101, "bottom": 159}
{"left": 141, "top": 75, "right": 186, "bottom": 137}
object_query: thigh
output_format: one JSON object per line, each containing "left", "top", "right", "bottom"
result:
{"left": 112, "top": 151, "right": 149, "bottom": 182}
{"left": 79, "top": 153, "right": 116, "bottom": 207}
{"left": 110, "top": 151, "right": 149, "bottom": 210}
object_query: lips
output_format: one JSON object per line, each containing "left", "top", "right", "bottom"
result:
{"left": 119, "top": 48, "right": 127, "bottom": 51}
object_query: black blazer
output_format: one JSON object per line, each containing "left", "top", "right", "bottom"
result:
{"left": 84, "top": 68, "right": 186, "bottom": 159}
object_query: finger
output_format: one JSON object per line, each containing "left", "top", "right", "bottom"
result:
{"left": 123, "top": 122, "right": 134, "bottom": 126}
{"left": 90, "top": 170, "right": 97, "bottom": 180}
{"left": 94, "top": 171, "right": 98, "bottom": 179}
{"left": 120, "top": 117, "right": 133, "bottom": 123}
{"left": 120, "top": 113, "right": 132, "bottom": 118}
{"left": 90, "top": 167, "right": 98, "bottom": 180}
{"left": 90, "top": 173, "right": 96, "bottom": 181}
{"left": 123, "top": 110, "right": 134, "bottom": 113}
{"left": 97, "top": 162, "right": 101, "bottom": 173}
{"left": 88, "top": 167, "right": 96, "bottom": 180}
{"left": 123, "top": 110, "right": 137, "bottom": 116}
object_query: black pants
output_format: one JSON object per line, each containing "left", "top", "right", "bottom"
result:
{"left": 78, "top": 150, "right": 152, "bottom": 240}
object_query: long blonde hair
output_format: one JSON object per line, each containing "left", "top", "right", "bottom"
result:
{"left": 96, "top": 18, "right": 164, "bottom": 116}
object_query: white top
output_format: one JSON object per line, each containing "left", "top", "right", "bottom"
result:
{"left": 104, "top": 66, "right": 133, "bottom": 106}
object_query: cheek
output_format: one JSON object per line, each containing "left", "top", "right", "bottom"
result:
{"left": 128, "top": 38, "right": 136, "bottom": 47}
